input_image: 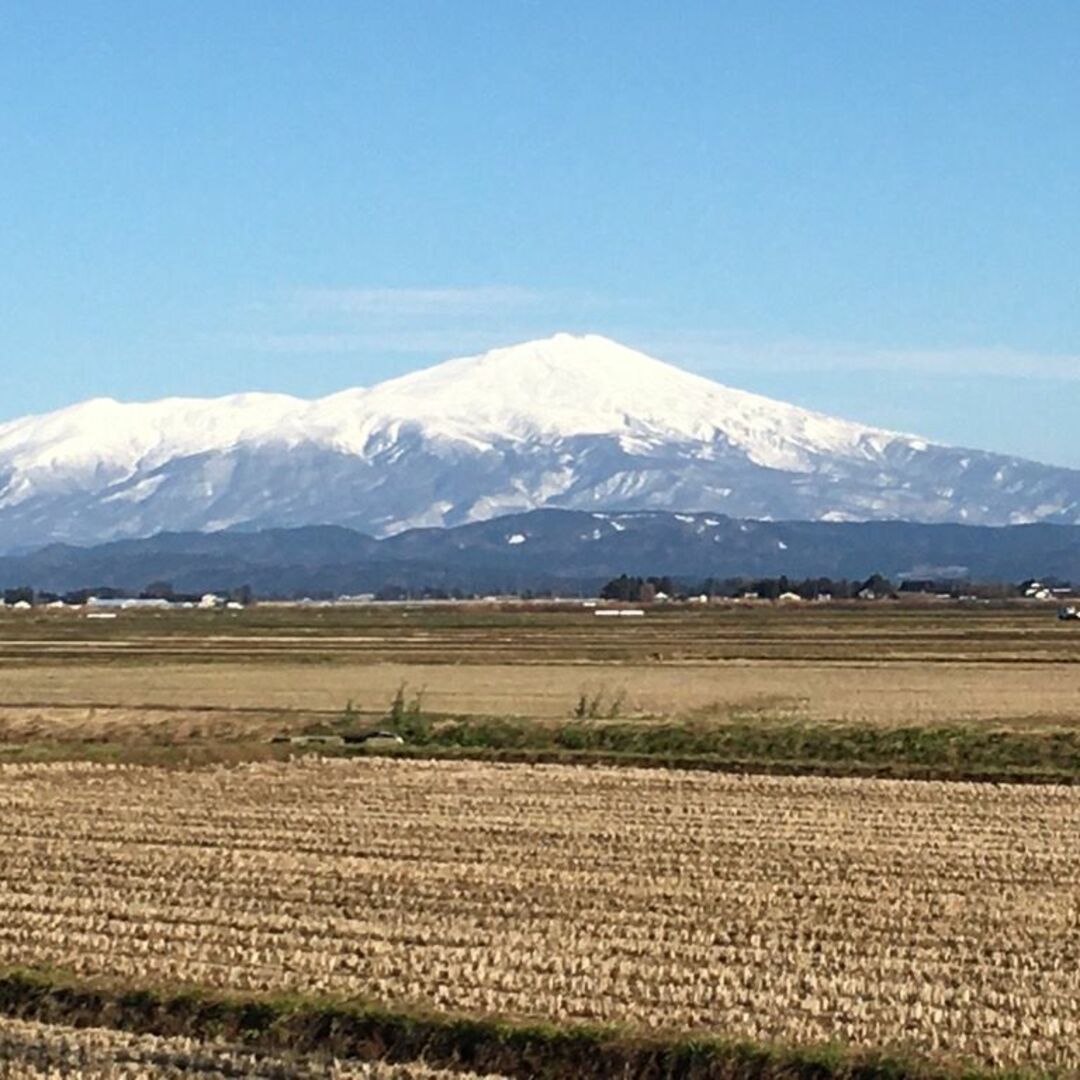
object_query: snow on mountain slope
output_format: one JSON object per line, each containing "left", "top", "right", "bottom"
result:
{"left": 0, "top": 333, "right": 1078, "bottom": 552}
{"left": 0, "top": 392, "right": 307, "bottom": 494}
{"left": 313, "top": 333, "right": 890, "bottom": 468}
{"left": 0, "top": 334, "right": 900, "bottom": 476}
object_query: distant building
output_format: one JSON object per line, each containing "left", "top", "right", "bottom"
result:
{"left": 1023, "top": 581, "right": 1060, "bottom": 601}
{"left": 87, "top": 597, "right": 170, "bottom": 610}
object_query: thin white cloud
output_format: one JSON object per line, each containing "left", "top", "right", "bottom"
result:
{"left": 224, "top": 283, "right": 610, "bottom": 359}
{"left": 228, "top": 325, "right": 1080, "bottom": 383}
{"left": 233, "top": 287, "right": 1080, "bottom": 382}
{"left": 292, "top": 285, "right": 544, "bottom": 317}
{"left": 226, "top": 329, "right": 538, "bottom": 355}
{"left": 637, "top": 333, "right": 1080, "bottom": 381}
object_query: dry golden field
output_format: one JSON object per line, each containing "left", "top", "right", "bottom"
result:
{"left": 4, "top": 661, "right": 1080, "bottom": 748}
{"left": 0, "top": 605, "right": 1078, "bottom": 750}
{"left": 1, "top": 757, "right": 1078, "bottom": 1072}
{"left": 0, "top": 1016, "right": 506, "bottom": 1078}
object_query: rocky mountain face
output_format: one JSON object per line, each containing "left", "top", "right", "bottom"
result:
{"left": 1, "top": 333, "right": 1078, "bottom": 553}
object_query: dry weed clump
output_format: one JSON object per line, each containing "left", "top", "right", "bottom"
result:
{"left": 0, "top": 1016, "right": 505, "bottom": 1078}
{"left": 0, "top": 758, "right": 1078, "bottom": 1072}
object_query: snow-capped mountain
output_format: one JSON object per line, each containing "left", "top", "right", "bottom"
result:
{"left": 1, "top": 333, "right": 1078, "bottom": 552}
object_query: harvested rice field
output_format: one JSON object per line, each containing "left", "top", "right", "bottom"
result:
{"left": 1, "top": 757, "right": 1078, "bottom": 1073}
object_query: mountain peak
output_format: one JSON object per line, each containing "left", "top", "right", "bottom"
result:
{"left": 464, "top": 331, "right": 662, "bottom": 370}
{"left": 350, "top": 332, "right": 898, "bottom": 465}
{"left": 379, "top": 331, "right": 684, "bottom": 391}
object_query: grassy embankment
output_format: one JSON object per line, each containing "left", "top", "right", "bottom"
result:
{"left": 0, "top": 969, "right": 1038, "bottom": 1080}
{"left": 328, "top": 695, "right": 1080, "bottom": 783}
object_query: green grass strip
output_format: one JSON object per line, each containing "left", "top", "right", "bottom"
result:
{"left": 0, "top": 968, "right": 1045, "bottom": 1080}
{"left": 335, "top": 712, "right": 1080, "bottom": 785}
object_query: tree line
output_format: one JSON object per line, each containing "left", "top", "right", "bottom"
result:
{"left": 597, "top": 574, "right": 1055, "bottom": 602}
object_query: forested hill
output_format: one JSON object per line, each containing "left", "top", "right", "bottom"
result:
{"left": 1, "top": 509, "right": 1078, "bottom": 597}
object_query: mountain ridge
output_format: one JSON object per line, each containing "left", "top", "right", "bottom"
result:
{"left": 2, "top": 510, "right": 1079, "bottom": 596}
{"left": 1, "top": 333, "right": 1078, "bottom": 552}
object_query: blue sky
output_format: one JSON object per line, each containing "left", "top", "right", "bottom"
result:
{"left": 1, "top": 1, "right": 1078, "bottom": 465}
